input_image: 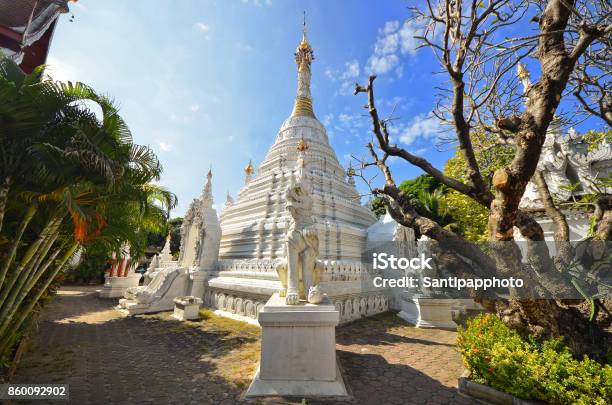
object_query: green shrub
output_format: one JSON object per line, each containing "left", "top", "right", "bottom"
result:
{"left": 457, "top": 313, "right": 612, "bottom": 405}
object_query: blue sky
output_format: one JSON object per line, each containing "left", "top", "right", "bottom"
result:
{"left": 45, "top": 0, "right": 601, "bottom": 215}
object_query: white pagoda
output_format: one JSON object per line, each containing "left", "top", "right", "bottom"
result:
{"left": 119, "top": 21, "right": 389, "bottom": 323}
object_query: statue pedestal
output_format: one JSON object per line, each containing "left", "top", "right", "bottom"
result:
{"left": 398, "top": 297, "right": 460, "bottom": 330}
{"left": 98, "top": 273, "right": 141, "bottom": 298}
{"left": 245, "top": 293, "right": 348, "bottom": 399}
{"left": 173, "top": 296, "right": 202, "bottom": 321}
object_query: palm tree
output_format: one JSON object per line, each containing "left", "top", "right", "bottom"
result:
{"left": 415, "top": 189, "right": 459, "bottom": 232}
{"left": 0, "top": 56, "right": 176, "bottom": 359}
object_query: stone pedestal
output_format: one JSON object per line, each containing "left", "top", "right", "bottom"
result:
{"left": 398, "top": 297, "right": 459, "bottom": 330}
{"left": 172, "top": 296, "right": 203, "bottom": 321}
{"left": 245, "top": 293, "right": 348, "bottom": 399}
{"left": 99, "top": 273, "right": 141, "bottom": 298}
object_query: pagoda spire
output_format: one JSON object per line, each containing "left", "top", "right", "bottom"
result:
{"left": 202, "top": 167, "right": 213, "bottom": 204}
{"left": 244, "top": 160, "right": 254, "bottom": 184}
{"left": 290, "top": 12, "right": 316, "bottom": 118}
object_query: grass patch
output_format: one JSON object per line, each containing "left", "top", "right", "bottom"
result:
{"left": 196, "top": 309, "right": 261, "bottom": 388}
{"left": 197, "top": 309, "right": 260, "bottom": 339}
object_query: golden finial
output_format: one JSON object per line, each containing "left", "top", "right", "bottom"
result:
{"left": 291, "top": 13, "right": 315, "bottom": 119}
{"left": 297, "top": 137, "right": 309, "bottom": 153}
{"left": 346, "top": 161, "right": 355, "bottom": 178}
{"left": 296, "top": 11, "right": 313, "bottom": 55}
{"left": 245, "top": 160, "right": 254, "bottom": 176}
{"left": 207, "top": 166, "right": 212, "bottom": 178}
{"left": 300, "top": 11, "right": 308, "bottom": 46}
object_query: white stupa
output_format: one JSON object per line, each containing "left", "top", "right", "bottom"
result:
{"left": 203, "top": 20, "right": 387, "bottom": 323}
{"left": 119, "top": 19, "right": 392, "bottom": 323}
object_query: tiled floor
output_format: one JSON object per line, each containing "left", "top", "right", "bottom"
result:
{"left": 12, "top": 286, "right": 471, "bottom": 404}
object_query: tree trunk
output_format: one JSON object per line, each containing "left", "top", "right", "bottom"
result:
{"left": 0, "top": 176, "right": 11, "bottom": 235}
{"left": 0, "top": 241, "right": 63, "bottom": 340}
{"left": 0, "top": 204, "right": 37, "bottom": 291}
{"left": 0, "top": 226, "right": 60, "bottom": 325}
{"left": 0, "top": 215, "right": 59, "bottom": 308}
{"left": 495, "top": 299, "right": 610, "bottom": 362}
{"left": 0, "top": 242, "right": 78, "bottom": 357}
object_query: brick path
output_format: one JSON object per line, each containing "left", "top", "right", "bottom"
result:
{"left": 12, "top": 286, "right": 471, "bottom": 405}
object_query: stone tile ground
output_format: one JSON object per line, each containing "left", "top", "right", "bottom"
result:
{"left": 11, "top": 286, "right": 471, "bottom": 405}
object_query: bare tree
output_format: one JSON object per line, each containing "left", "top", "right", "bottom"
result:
{"left": 354, "top": 0, "right": 611, "bottom": 359}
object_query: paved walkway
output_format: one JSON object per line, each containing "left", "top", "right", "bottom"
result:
{"left": 12, "top": 286, "right": 471, "bottom": 405}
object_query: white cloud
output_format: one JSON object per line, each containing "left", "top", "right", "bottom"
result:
{"left": 326, "top": 59, "right": 360, "bottom": 96}
{"left": 190, "top": 104, "right": 200, "bottom": 112}
{"left": 236, "top": 42, "right": 254, "bottom": 51}
{"left": 158, "top": 142, "right": 174, "bottom": 152}
{"left": 338, "top": 113, "right": 352, "bottom": 124}
{"left": 383, "top": 21, "right": 400, "bottom": 34}
{"left": 194, "top": 22, "right": 210, "bottom": 32}
{"left": 326, "top": 59, "right": 360, "bottom": 81}
{"left": 241, "top": 0, "right": 272, "bottom": 6}
{"left": 338, "top": 82, "right": 355, "bottom": 96}
{"left": 366, "top": 54, "right": 399, "bottom": 75}
{"left": 397, "top": 115, "right": 442, "bottom": 145}
{"left": 322, "top": 113, "right": 334, "bottom": 126}
{"left": 194, "top": 23, "right": 211, "bottom": 40}
{"left": 366, "top": 20, "right": 423, "bottom": 76}
{"left": 341, "top": 60, "right": 360, "bottom": 80}
{"left": 331, "top": 113, "right": 367, "bottom": 137}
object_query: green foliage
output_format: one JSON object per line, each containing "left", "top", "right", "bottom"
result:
{"left": 415, "top": 188, "right": 458, "bottom": 231}
{"left": 444, "top": 133, "right": 515, "bottom": 184}
{"left": 146, "top": 216, "right": 183, "bottom": 258}
{"left": 442, "top": 190, "right": 490, "bottom": 241}
{"left": 370, "top": 197, "right": 387, "bottom": 219}
{"left": 583, "top": 130, "right": 612, "bottom": 152}
{"left": 441, "top": 133, "right": 515, "bottom": 241}
{"left": 369, "top": 174, "right": 459, "bottom": 230}
{"left": 458, "top": 314, "right": 612, "bottom": 404}
{"left": 0, "top": 56, "right": 177, "bottom": 363}
{"left": 168, "top": 217, "right": 183, "bottom": 256}
{"left": 368, "top": 174, "right": 443, "bottom": 219}
{"left": 399, "top": 174, "right": 444, "bottom": 199}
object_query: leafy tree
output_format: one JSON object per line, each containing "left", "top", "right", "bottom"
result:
{"left": 441, "top": 190, "right": 489, "bottom": 241}
{"left": 370, "top": 174, "right": 444, "bottom": 218}
{"left": 354, "top": 0, "right": 611, "bottom": 360}
{"left": 442, "top": 133, "right": 515, "bottom": 241}
{"left": 0, "top": 57, "right": 176, "bottom": 360}
{"left": 399, "top": 174, "right": 444, "bottom": 199}
{"left": 583, "top": 129, "right": 612, "bottom": 152}
{"left": 370, "top": 197, "right": 387, "bottom": 218}
{"left": 168, "top": 217, "right": 183, "bottom": 256}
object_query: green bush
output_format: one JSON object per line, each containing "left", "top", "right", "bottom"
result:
{"left": 457, "top": 314, "right": 612, "bottom": 405}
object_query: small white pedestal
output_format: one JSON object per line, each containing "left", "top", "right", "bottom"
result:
{"left": 398, "top": 297, "right": 459, "bottom": 329}
{"left": 172, "top": 296, "right": 202, "bottom": 321}
{"left": 98, "top": 273, "right": 141, "bottom": 298}
{"left": 245, "top": 293, "right": 348, "bottom": 399}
